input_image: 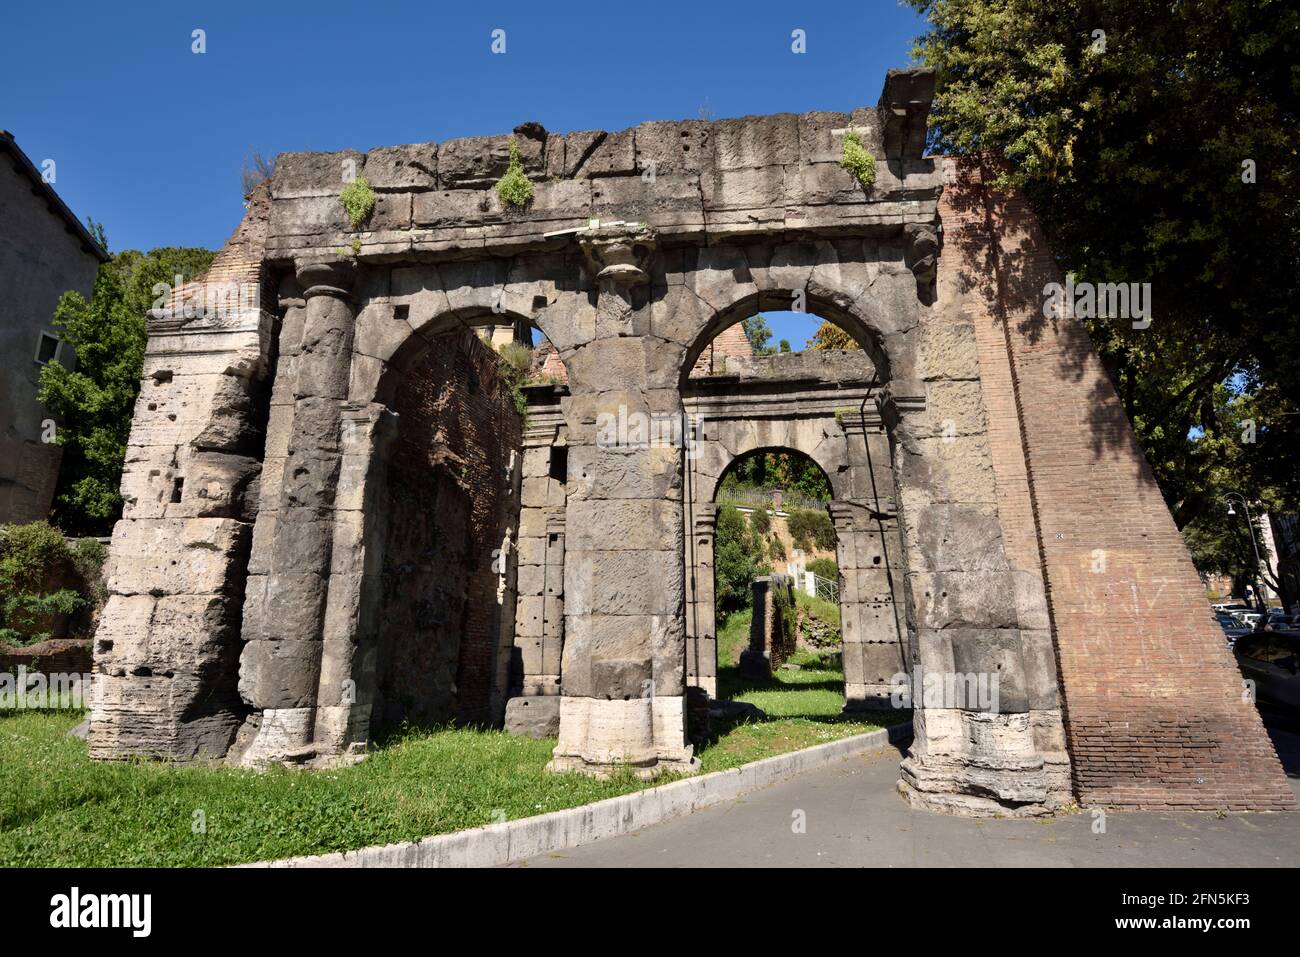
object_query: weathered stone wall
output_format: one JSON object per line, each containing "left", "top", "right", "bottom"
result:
{"left": 90, "top": 187, "right": 277, "bottom": 761}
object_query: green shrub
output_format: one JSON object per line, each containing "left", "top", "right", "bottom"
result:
{"left": 0, "top": 523, "right": 105, "bottom": 647}
{"left": 715, "top": 504, "right": 759, "bottom": 611}
{"left": 807, "top": 557, "right": 838, "bottom": 581}
{"left": 339, "top": 175, "right": 376, "bottom": 229}
{"left": 841, "top": 131, "right": 876, "bottom": 189}
{"left": 493, "top": 341, "right": 533, "bottom": 420}
{"left": 769, "top": 534, "right": 786, "bottom": 561}
{"left": 495, "top": 141, "right": 534, "bottom": 209}
{"left": 749, "top": 507, "right": 771, "bottom": 535}
{"left": 787, "top": 507, "right": 836, "bottom": 553}
{"left": 496, "top": 341, "right": 533, "bottom": 375}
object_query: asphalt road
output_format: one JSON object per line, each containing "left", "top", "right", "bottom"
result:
{"left": 514, "top": 719, "right": 1300, "bottom": 868}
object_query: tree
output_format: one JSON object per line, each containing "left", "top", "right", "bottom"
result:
{"left": 39, "top": 247, "right": 215, "bottom": 534}
{"left": 907, "top": 0, "right": 1300, "bottom": 539}
{"left": 715, "top": 504, "right": 760, "bottom": 611}
{"left": 742, "top": 314, "right": 775, "bottom": 355}
{"left": 808, "top": 319, "right": 857, "bottom": 351}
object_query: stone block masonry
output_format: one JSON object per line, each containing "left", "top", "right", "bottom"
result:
{"left": 86, "top": 69, "right": 1292, "bottom": 815}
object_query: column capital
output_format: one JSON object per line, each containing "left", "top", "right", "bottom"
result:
{"left": 578, "top": 223, "right": 657, "bottom": 288}
{"left": 693, "top": 502, "right": 718, "bottom": 537}
{"left": 295, "top": 256, "right": 358, "bottom": 301}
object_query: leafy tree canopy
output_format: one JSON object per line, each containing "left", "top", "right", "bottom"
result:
{"left": 907, "top": 0, "right": 1300, "bottom": 587}
{"left": 721, "top": 450, "right": 832, "bottom": 501}
{"left": 808, "top": 319, "right": 858, "bottom": 351}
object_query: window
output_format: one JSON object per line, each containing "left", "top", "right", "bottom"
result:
{"left": 35, "top": 332, "right": 60, "bottom": 365}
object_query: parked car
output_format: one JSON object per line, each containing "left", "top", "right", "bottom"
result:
{"left": 1234, "top": 611, "right": 1264, "bottom": 628}
{"left": 1234, "top": 632, "right": 1300, "bottom": 712}
{"left": 1213, "top": 602, "right": 1250, "bottom": 614}
{"left": 1262, "top": 613, "right": 1300, "bottom": 634}
{"left": 1218, "top": 615, "right": 1253, "bottom": 644}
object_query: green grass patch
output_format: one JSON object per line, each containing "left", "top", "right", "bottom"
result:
{"left": 0, "top": 711, "right": 650, "bottom": 867}
{"left": 703, "top": 608, "right": 909, "bottom": 772}
{"left": 0, "top": 691, "right": 908, "bottom": 866}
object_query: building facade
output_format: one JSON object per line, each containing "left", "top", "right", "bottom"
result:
{"left": 0, "top": 131, "right": 109, "bottom": 523}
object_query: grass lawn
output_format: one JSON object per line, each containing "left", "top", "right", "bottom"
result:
{"left": 0, "top": 601, "right": 908, "bottom": 867}
{"left": 701, "top": 604, "right": 910, "bottom": 772}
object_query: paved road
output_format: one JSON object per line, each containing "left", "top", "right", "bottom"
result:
{"left": 515, "top": 720, "right": 1300, "bottom": 868}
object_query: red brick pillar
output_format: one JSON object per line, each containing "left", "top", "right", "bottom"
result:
{"left": 951, "top": 156, "right": 1293, "bottom": 810}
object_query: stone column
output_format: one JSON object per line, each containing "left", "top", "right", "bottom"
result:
{"left": 685, "top": 503, "right": 718, "bottom": 698}
{"left": 237, "top": 257, "right": 357, "bottom": 765}
{"left": 833, "top": 500, "right": 907, "bottom": 712}
{"left": 550, "top": 225, "right": 698, "bottom": 777}
{"left": 313, "top": 401, "right": 396, "bottom": 760}
{"left": 881, "top": 383, "right": 1069, "bottom": 815}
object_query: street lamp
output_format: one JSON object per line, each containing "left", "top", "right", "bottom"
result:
{"left": 1224, "top": 492, "right": 1268, "bottom": 612}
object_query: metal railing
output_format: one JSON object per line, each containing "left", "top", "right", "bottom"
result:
{"left": 716, "top": 486, "right": 829, "bottom": 513}
{"left": 812, "top": 573, "right": 839, "bottom": 604}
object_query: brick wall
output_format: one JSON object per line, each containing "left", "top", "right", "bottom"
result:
{"left": 690, "top": 321, "right": 754, "bottom": 377}
{"left": 375, "top": 328, "right": 522, "bottom": 727}
{"left": 941, "top": 155, "right": 1293, "bottom": 810}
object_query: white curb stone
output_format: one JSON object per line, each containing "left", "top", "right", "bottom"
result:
{"left": 246, "top": 721, "right": 912, "bottom": 868}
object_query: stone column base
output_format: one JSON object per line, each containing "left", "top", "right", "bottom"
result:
{"left": 898, "top": 708, "right": 1074, "bottom": 817}
{"left": 843, "top": 681, "right": 900, "bottom": 713}
{"left": 547, "top": 695, "right": 700, "bottom": 780}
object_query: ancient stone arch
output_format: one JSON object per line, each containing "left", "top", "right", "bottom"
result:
{"left": 679, "top": 340, "right": 906, "bottom": 708}
{"left": 89, "top": 69, "right": 1294, "bottom": 815}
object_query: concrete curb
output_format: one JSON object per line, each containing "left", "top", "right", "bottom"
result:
{"left": 245, "top": 721, "right": 912, "bottom": 868}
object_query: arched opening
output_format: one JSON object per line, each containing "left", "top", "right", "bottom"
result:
{"left": 366, "top": 309, "right": 566, "bottom": 733}
{"left": 680, "top": 290, "right": 889, "bottom": 388}
{"left": 679, "top": 287, "right": 911, "bottom": 755}
{"left": 705, "top": 448, "right": 849, "bottom": 723}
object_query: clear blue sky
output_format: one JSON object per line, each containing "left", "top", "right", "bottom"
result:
{"left": 4, "top": 0, "right": 926, "bottom": 344}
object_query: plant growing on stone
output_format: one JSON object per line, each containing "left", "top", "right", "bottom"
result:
{"left": 339, "top": 175, "right": 376, "bottom": 229}
{"left": 841, "top": 131, "right": 876, "bottom": 189}
{"left": 495, "top": 341, "right": 533, "bottom": 419}
{"left": 495, "top": 141, "right": 534, "bottom": 209}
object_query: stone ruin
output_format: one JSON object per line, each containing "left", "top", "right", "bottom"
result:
{"left": 87, "top": 69, "right": 1295, "bottom": 815}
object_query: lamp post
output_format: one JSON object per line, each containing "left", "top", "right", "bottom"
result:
{"left": 1225, "top": 493, "right": 1268, "bottom": 612}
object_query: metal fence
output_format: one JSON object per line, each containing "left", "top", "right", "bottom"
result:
{"left": 812, "top": 572, "right": 839, "bottom": 604}
{"left": 715, "top": 486, "right": 829, "bottom": 513}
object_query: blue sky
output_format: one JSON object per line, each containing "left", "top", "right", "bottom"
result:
{"left": 4, "top": 0, "right": 926, "bottom": 346}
